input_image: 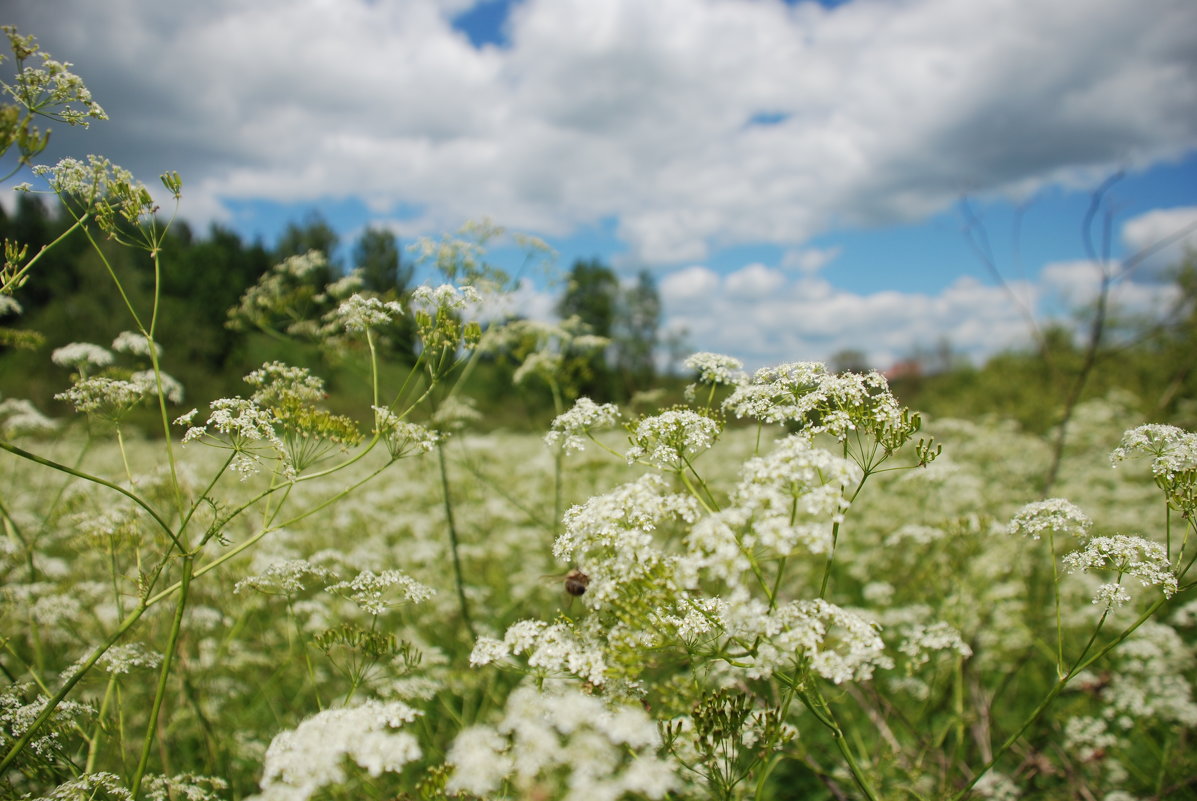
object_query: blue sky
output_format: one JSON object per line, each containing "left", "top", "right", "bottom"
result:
{"left": 5, "top": 0, "right": 1197, "bottom": 369}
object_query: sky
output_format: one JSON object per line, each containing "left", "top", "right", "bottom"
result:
{"left": 4, "top": 0, "right": 1197, "bottom": 371}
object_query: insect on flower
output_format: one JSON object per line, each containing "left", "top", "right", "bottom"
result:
{"left": 563, "top": 568, "right": 590, "bottom": 597}
{"left": 542, "top": 568, "right": 590, "bottom": 600}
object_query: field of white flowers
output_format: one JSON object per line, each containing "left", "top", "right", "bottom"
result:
{"left": 2, "top": 24, "right": 1196, "bottom": 801}
{"left": 4, "top": 342, "right": 1196, "bottom": 801}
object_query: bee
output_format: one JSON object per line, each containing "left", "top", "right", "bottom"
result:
{"left": 542, "top": 568, "right": 590, "bottom": 599}
{"left": 562, "top": 568, "right": 590, "bottom": 597}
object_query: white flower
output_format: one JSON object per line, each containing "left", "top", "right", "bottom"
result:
{"left": 410, "top": 283, "right": 481, "bottom": 311}
{"left": 1062, "top": 535, "right": 1177, "bottom": 600}
{"left": 325, "top": 569, "right": 434, "bottom": 615}
{"left": 51, "top": 341, "right": 114, "bottom": 371}
{"left": 626, "top": 409, "right": 721, "bottom": 470}
{"left": 111, "top": 330, "right": 161, "bottom": 358}
{"left": 446, "top": 686, "right": 677, "bottom": 799}
{"left": 372, "top": 407, "right": 439, "bottom": 460}
{"left": 1007, "top": 498, "right": 1093, "bottom": 541}
{"left": 684, "top": 352, "right": 746, "bottom": 386}
{"left": 327, "top": 293, "right": 403, "bottom": 332}
{"left": 545, "top": 397, "right": 621, "bottom": 454}
{"left": 254, "top": 701, "right": 422, "bottom": 801}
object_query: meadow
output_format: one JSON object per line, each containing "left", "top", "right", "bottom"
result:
{"left": 2, "top": 24, "right": 1196, "bottom": 801}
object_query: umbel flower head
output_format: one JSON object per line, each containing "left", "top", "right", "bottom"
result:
{"left": 545, "top": 396, "right": 621, "bottom": 454}
{"left": 1007, "top": 498, "right": 1093, "bottom": 541}
{"left": 1111, "top": 424, "right": 1197, "bottom": 514}
{"left": 252, "top": 700, "right": 423, "bottom": 801}
{"left": 1062, "top": 534, "right": 1178, "bottom": 606}
{"left": 446, "top": 685, "right": 678, "bottom": 800}
{"left": 625, "top": 408, "right": 722, "bottom": 470}
{"left": 723, "top": 361, "right": 923, "bottom": 452}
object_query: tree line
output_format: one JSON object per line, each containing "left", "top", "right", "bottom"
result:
{"left": 0, "top": 196, "right": 663, "bottom": 426}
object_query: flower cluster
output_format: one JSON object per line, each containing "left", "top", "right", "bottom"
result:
{"left": 51, "top": 341, "right": 114, "bottom": 375}
{"left": 685, "top": 352, "right": 746, "bottom": 387}
{"left": 33, "top": 155, "right": 157, "bottom": 233}
{"left": 2, "top": 27, "right": 107, "bottom": 127}
{"left": 1008, "top": 498, "right": 1093, "bottom": 541}
{"left": 470, "top": 619, "right": 607, "bottom": 686}
{"left": 111, "top": 330, "right": 160, "bottom": 359}
{"left": 725, "top": 598, "right": 893, "bottom": 682}
{"left": 446, "top": 685, "right": 677, "bottom": 799}
{"left": 723, "top": 362, "right": 917, "bottom": 449}
{"left": 554, "top": 475, "right": 701, "bottom": 609}
{"left": 245, "top": 362, "right": 326, "bottom": 407}
{"left": 1062, "top": 535, "right": 1178, "bottom": 603}
{"left": 253, "top": 701, "right": 422, "bottom": 801}
{"left": 325, "top": 569, "right": 435, "bottom": 615}
{"left": 1111, "top": 423, "right": 1197, "bottom": 513}
{"left": 372, "top": 406, "right": 439, "bottom": 460}
{"left": 324, "top": 293, "right": 403, "bottom": 334}
{"left": 626, "top": 409, "right": 722, "bottom": 470}
{"left": 545, "top": 396, "right": 621, "bottom": 454}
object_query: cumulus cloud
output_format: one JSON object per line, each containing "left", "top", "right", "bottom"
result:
{"left": 1121, "top": 206, "right": 1197, "bottom": 277}
{"left": 660, "top": 263, "right": 1038, "bottom": 370}
{"left": 5, "top": 0, "right": 1195, "bottom": 261}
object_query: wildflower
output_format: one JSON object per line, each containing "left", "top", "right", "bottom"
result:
{"left": 1007, "top": 498, "right": 1092, "bottom": 541}
{"left": 111, "top": 330, "right": 161, "bottom": 358}
{"left": 1111, "top": 424, "right": 1197, "bottom": 512}
{"left": 234, "top": 559, "right": 339, "bottom": 597}
{"left": 130, "top": 370, "right": 184, "bottom": 404}
{"left": 545, "top": 396, "right": 621, "bottom": 454}
{"left": 445, "top": 686, "right": 677, "bottom": 799}
{"left": 141, "top": 775, "right": 227, "bottom": 801}
{"left": 723, "top": 361, "right": 913, "bottom": 448}
{"left": 0, "top": 295, "right": 22, "bottom": 316}
{"left": 325, "top": 293, "right": 403, "bottom": 333}
{"left": 554, "top": 474, "right": 700, "bottom": 608}
{"left": 55, "top": 376, "right": 144, "bottom": 418}
{"left": 684, "top": 351, "right": 746, "bottom": 386}
{"left": 245, "top": 362, "right": 326, "bottom": 407}
{"left": 3, "top": 27, "right": 108, "bottom": 126}
{"left": 325, "top": 569, "right": 434, "bottom": 615}
{"left": 372, "top": 406, "right": 439, "bottom": 460}
{"left": 27, "top": 774, "right": 130, "bottom": 801}
{"left": 625, "top": 409, "right": 721, "bottom": 470}
{"left": 255, "top": 701, "right": 422, "bottom": 801}
{"left": 51, "top": 341, "right": 114, "bottom": 373}
{"left": 1062, "top": 715, "right": 1116, "bottom": 762}
{"left": 410, "top": 283, "right": 481, "bottom": 311}
{"left": 33, "top": 155, "right": 156, "bottom": 231}
{"left": 97, "top": 643, "right": 162, "bottom": 675}
{"left": 726, "top": 598, "right": 893, "bottom": 683}
{"left": 471, "top": 619, "right": 608, "bottom": 685}
{"left": 1062, "top": 535, "right": 1177, "bottom": 601}
{"left": 897, "top": 621, "right": 973, "bottom": 670}
{"left": 0, "top": 397, "right": 57, "bottom": 437}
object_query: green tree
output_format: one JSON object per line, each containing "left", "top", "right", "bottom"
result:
{"left": 274, "top": 211, "right": 338, "bottom": 283}
{"left": 558, "top": 258, "right": 619, "bottom": 338}
{"left": 557, "top": 258, "right": 619, "bottom": 399}
{"left": 353, "top": 226, "right": 411, "bottom": 294}
{"left": 615, "top": 269, "right": 661, "bottom": 391}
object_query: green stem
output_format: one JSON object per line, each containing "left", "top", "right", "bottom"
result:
{"left": 0, "top": 441, "right": 181, "bottom": 551}
{"left": 438, "top": 441, "right": 475, "bottom": 639}
{"left": 0, "top": 601, "right": 149, "bottom": 774}
{"left": 131, "top": 554, "right": 193, "bottom": 798}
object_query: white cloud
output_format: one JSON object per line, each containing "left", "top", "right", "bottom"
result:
{"left": 724, "top": 263, "right": 785, "bottom": 299}
{"left": 5, "top": 0, "right": 1195, "bottom": 261}
{"left": 1121, "top": 206, "right": 1197, "bottom": 277}
{"left": 782, "top": 246, "right": 842, "bottom": 275}
{"left": 659, "top": 263, "right": 1038, "bottom": 370}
